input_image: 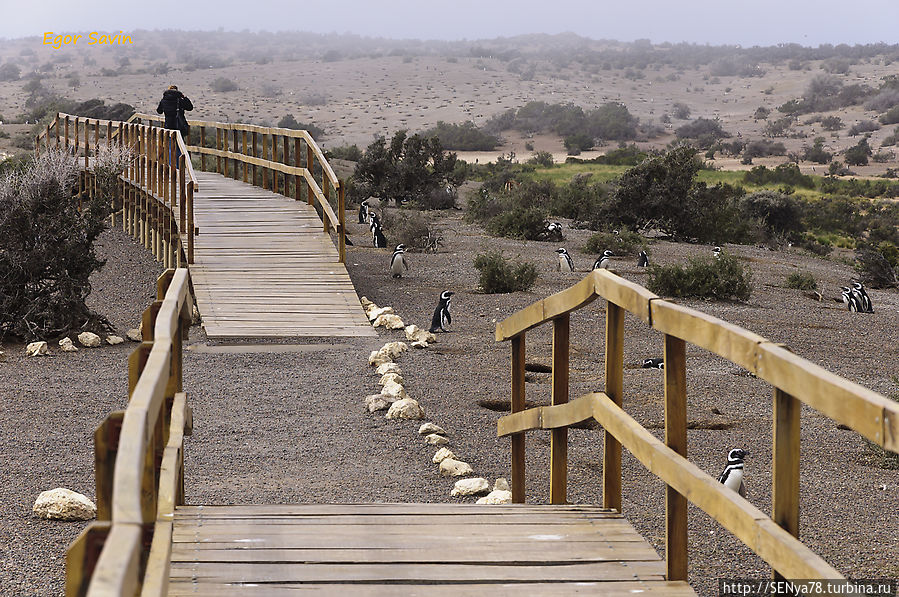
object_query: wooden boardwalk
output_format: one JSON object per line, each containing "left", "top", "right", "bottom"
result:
{"left": 187, "top": 172, "right": 375, "bottom": 338}
{"left": 167, "top": 503, "right": 695, "bottom": 596}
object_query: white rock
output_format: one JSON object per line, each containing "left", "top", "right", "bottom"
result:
{"left": 380, "top": 342, "right": 408, "bottom": 359}
{"left": 364, "top": 394, "right": 392, "bottom": 413}
{"left": 25, "top": 341, "right": 49, "bottom": 356}
{"left": 386, "top": 398, "right": 424, "bottom": 420}
{"left": 125, "top": 328, "right": 142, "bottom": 342}
{"left": 77, "top": 332, "right": 101, "bottom": 347}
{"left": 58, "top": 337, "right": 78, "bottom": 353}
{"left": 411, "top": 340, "right": 429, "bottom": 349}
{"left": 476, "top": 490, "right": 513, "bottom": 505}
{"left": 494, "top": 478, "right": 510, "bottom": 492}
{"left": 379, "top": 372, "right": 404, "bottom": 386}
{"left": 368, "top": 306, "right": 395, "bottom": 322}
{"left": 425, "top": 433, "right": 449, "bottom": 446}
{"left": 405, "top": 324, "right": 437, "bottom": 344}
{"left": 373, "top": 314, "right": 405, "bottom": 329}
{"left": 106, "top": 335, "right": 124, "bottom": 345}
{"left": 32, "top": 488, "right": 96, "bottom": 521}
{"left": 432, "top": 447, "right": 456, "bottom": 464}
{"left": 376, "top": 362, "right": 402, "bottom": 376}
{"left": 451, "top": 477, "right": 490, "bottom": 497}
{"left": 380, "top": 381, "right": 409, "bottom": 401}
{"left": 368, "top": 350, "right": 392, "bottom": 367}
{"left": 360, "top": 296, "right": 374, "bottom": 309}
{"left": 191, "top": 304, "right": 201, "bottom": 324}
{"left": 419, "top": 422, "right": 445, "bottom": 435}
{"left": 440, "top": 458, "right": 473, "bottom": 477}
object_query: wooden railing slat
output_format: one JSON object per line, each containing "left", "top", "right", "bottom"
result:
{"left": 664, "top": 334, "right": 688, "bottom": 582}
{"left": 602, "top": 301, "right": 624, "bottom": 512}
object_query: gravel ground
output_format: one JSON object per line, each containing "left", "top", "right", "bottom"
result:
{"left": 1, "top": 214, "right": 897, "bottom": 596}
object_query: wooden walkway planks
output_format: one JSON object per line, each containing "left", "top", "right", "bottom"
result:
{"left": 187, "top": 172, "right": 375, "bottom": 338}
{"left": 167, "top": 504, "right": 696, "bottom": 596}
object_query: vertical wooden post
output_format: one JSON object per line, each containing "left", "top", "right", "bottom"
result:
{"left": 337, "top": 180, "right": 346, "bottom": 263}
{"left": 64, "top": 116, "right": 70, "bottom": 150}
{"left": 323, "top": 180, "right": 331, "bottom": 234}
{"left": 603, "top": 301, "right": 624, "bottom": 512}
{"left": 83, "top": 120, "right": 89, "bottom": 168}
{"left": 306, "top": 142, "right": 314, "bottom": 205}
{"left": 510, "top": 334, "right": 526, "bottom": 504}
{"left": 271, "top": 135, "right": 279, "bottom": 194}
{"left": 294, "top": 137, "right": 302, "bottom": 201}
{"left": 187, "top": 182, "right": 195, "bottom": 264}
{"left": 242, "top": 130, "right": 248, "bottom": 183}
{"left": 232, "top": 129, "right": 239, "bottom": 180}
{"left": 73, "top": 117, "right": 79, "bottom": 155}
{"left": 283, "top": 134, "right": 290, "bottom": 196}
{"left": 772, "top": 387, "right": 800, "bottom": 580}
{"left": 261, "top": 133, "right": 269, "bottom": 190}
{"left": 550, "top": 314, "right": 570, "bottom": 505}
{"left": 222, "top": 126, "right": 230, "bottom": 178}
{"left": 179, "top": 156, "right": 186, "bottom": 232}
{"left": 251, "top": 131, "right": 258, "bottom": 186}
{"left": 215, "top": 128, "right": 222, "bottom": 174}
{"left": 199, "top": 126, "right": 206, "bottom": 171}
{"left": 55, "top": 114, "right": 61, "bottom": 148}
{"left": 664, "top": 334, "right": 688, "bottom": 582}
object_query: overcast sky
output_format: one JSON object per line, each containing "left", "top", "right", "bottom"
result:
{"left": 2, "top": 0, "right": 897, "bottom": 46}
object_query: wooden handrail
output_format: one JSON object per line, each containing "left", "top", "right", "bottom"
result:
{"left": 496, "top": 269, "right": 899, "bottom": 582}
{"left": 130, "top": 112, "right": 345, "bottom": 262}
{"left": 65, "top": 269, "right": 193, "bottom": 597}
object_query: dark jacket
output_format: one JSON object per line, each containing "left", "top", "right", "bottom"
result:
{"left": 156, "top": 89, "right": 193, "bottom": 130}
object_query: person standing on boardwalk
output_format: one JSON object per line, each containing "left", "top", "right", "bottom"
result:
{"left": 156, "top": 85, "right": 193, "bottom": 162}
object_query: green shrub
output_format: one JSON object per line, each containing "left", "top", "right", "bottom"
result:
{"left": 210, "top": 77, "right": 238, "bottom": 92}
{"left": 277, "top": 114, "right": 325, "bottom": 140}
{"left": 528, "top": 151, "right": 553, "bottom": 167}
{"left": 879, "top": 106, "right": 899, "bottom": 125}
{"left": 855, "top": 248, "right": 898, "bottom": 288}
{"left": 474, "top": 251, "right": 538, "bottom": 294}
{"left": 486, "top": 207, "right": 547, "bottom": 240}
{"left": 647, "top": 253, "right": 752, "bottom": 300}
{"left": 785, "top": 271, "right": 817, "bottom": 291}
{"left": 421, "top": 121, "right": 500, "bottom": 151}
{"left": 583, "top": 230, "right": 647, "bottom": 256}
{"left": 382, "top": 210, "right": 432, "bottom": 250}
{"left": 326, "top": 144, "right": 363, "bottom": 161}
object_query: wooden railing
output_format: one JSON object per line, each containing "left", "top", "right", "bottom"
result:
{"left": 131, "top": 112, "right": 346, "bottom": 262}
{"left": 65, "top": 269, "right": 193, "bottom": 597}
{"left": 35, "top": 113, "right": 199, "bottom": 266}
{"left": 496, "top": 269, "right": 899, "bottom": 581}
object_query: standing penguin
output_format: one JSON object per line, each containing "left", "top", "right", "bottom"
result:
{"left": 713, "top": 246, "right": 722, "bottom": 260}
{"left": 556, "top": 248, "right": 575, "bottom": 272}
{"left": 372, "top": 222, "right": 388, "bottom": 248}
{"left": 637, "top": 250, "right": 649, "bottom": 267}
{"left": 718, "top": 448, "right": 747, "bottom": 497}
{"left": 429, "top": 290, "right": 454, "bottom": 333}
{"left": 390, "top": 244, "right": 409, "bottom": 278}
{"left": 851, "top": 282, "right": 873, "bottom": 313}
{"left": 358, "top": 199, "right": 369, "bottom": 224}
{"left": 593, "top": 250, "right": 613, "bottom": 270}
{"left": 841, "top": 286, "right": 862, "bottom": 312}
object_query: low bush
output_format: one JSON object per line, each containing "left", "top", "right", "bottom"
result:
{"left": 486, "top": 206, "right": 547, "bottom": 240}
{"left": 848, "top": 120, "right": 880, "bottom": 136}
{"left": 583, "top": 230, "right": 646, "bottom": 256}
{"left": 326, "top": 144, "right": 363, "bottom": 161}
{"left": 855, "top": 248, "right": 898, "bottom": 288}
{"left": 421, "top": 121, "right": 500, "bottom": 151}
{"left": 528, "top": 151, "right": 553, "bottom": 167}
{"left": 210, "top": 77, "right": 238, "bottom": 92}
{"left": 647, "top": 253, "right": 752, "bottom": 300}
{"left": 879, "top": 106, "right": 899, "bottom": 126}
{"left": 785, "top": 271, "right": 817, "bottom": 291}
{"left": 474, "top": 251, "right": 538, "bottom": 294}
{"left": 277, "top": 114, "right": 325, "bottom": 140}
{"left": 382, "top": 210, "right": 432, "bottom": 250}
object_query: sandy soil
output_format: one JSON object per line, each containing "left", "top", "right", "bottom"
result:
{"left": 2, "top": 209, "right": 897, "bottom": 596}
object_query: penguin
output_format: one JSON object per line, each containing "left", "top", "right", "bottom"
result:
{"left": 358, "top": 199, "right": 369, "bottom": 224}
{"left": 556, "top": 247, "right": 575, "bottom": 272}
{"left": 429, "top": 290, "right": 454, "bottom": 333}
{"left": 545, "top": 221, "right": 563, "bottom": 241}
{"left": 851, "top": 282, "right": 873, "bottom": 313}
{"left": 369, "top": 212, "right": 381, "bottom": 232}
{"left": 593, "top": 250, "right": 613, "bottom": 270}
{"left": 390, "top": 244, "right": 408, "bottom": 278}
{"left": 372, "top": 222, "right": 388, "bottom": 248}
{"left": 641, "top": 357, "right": 664, "bottom": 369}
{"left": 713, "top": 246, "right": 722, "bottom": 260}
{"left": 637, "top": 250, "right": 649, "bottom": 267}
{"left": 717, "top": 448, "right": 747, "bottom": 497}
{"left": 841, "top": 286, "right": 862, "bottom": 312}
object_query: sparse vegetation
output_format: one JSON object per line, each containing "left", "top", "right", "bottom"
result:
{"left": 647, "top": 252, "right": 752, "bottom": 300}
{"left": 785, "top": 271, "right": 817, "bottom": 291}
{"left": 277, "top": 114, "right": 325, "bottom": 139}
{"left": 583, "top": 230, "right": 647, "bottom": 256}
{"left": 474, "top": 251, "right": 538, "bottom": 294}
{"left": 210, "top": 77, "right": 238, "bottom": 92}
{"left": 421, "top": 121, "right": 500, "bottom": 151}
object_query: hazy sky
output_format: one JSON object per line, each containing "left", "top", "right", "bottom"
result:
{"left": 2, "top": 0, "right": 897, "bottom": 46}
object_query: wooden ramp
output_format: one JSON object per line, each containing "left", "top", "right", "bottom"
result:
{"left": 187, "top": 172, "right": 375, "bottom": 338}
{"left": 168, "top": 503, "right": 695, "bottom": 596}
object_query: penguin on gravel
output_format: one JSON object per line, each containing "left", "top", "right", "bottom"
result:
{"left": 641, "top": 357, "right": 664, "bottom": 369}
{"left": 390, "top": 244, "right": 409, "bottom": 278}
{"left": 851, "top": 282, "right": 873, "bottom": 313}
{"left": 637, "top": 250, "right": 649, "bottom": 267}
{"left": 841, "top": 286, "right": 862, "bottom": 312}
{"left": 593, "top": 250, "right": 613, "bottom": 270}
{"left": 713, "top": 246, "right": 722, "bottom": 260}
{"left": 556, "top": 247, "right": 575, "bottom": 272}
{"left": 372, "top": 222, "right": 388, "bottom": 248}
{"left": 429, "top": 290, "right": 454, "bottom": 333}
{"left": 718, "top": 448, "right": 747, "bottom": 497}
{"left": 358, "top": 199, "right": 369, "bottom": 224}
